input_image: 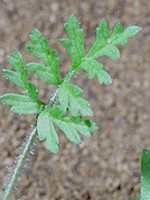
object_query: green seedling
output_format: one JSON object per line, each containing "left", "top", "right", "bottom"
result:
{"left": 141, "top": 149, "right": 150, "bottom": 200}
{"left": 133, "top": 149, "right": 150, "bottom": 200}
{"left": 0, "top": 15, "right": 141, "bottom": 199}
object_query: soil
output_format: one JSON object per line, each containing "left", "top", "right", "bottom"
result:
{"left": 0, "top": 0, "right": 149, "bottom": 200}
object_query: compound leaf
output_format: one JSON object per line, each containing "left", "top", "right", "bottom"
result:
{"left": 58, "top": 82, "right": 93, "bottom": 117}
{"left": 0, "top": 93, "right": 42, "bottom": 114}
{"left": 37, "top": 109, "right": 59, "bottom": 154}
{"left": 37, "top": 107, "right": 98, "bottom": 153}
{"left": 5, "top": 50, "right": 41, "bottom": 104}
{"left": 87, "top": 19, "right": 141, "bottom": 60}
{"left": 0, "top": 16, "right": 141, "bottom": 154}
{"left": 81, "top": 19, "right": 141, "bottom": 85}
{"left": 60, "top": 15, "right": 86, "bottom": 69}
{"left": 27, "top": 29, "right": 62, "bottom": 85}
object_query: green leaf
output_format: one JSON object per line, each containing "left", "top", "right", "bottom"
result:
{"left": 7, "top": 51, "right": 28, "bottom": 89}
{"left": 0, "top": 93, "right": 42, "bottom": 114}
{"left": 81, "top": 20, "right": 141, "bottom": 85}
{"left": 60, "top": 15, "right": 86, "bottom": 69}
{"left": 111, "top": 25, "right": 142, "bottom": 46}
{"left": 3, "top": 69, "right": 24, "bottom": 89}
{"left": 94, "top": 44, "right": 120, "bottom": 60}
{"left": 37, "top": 107, "right": 98, "bottom": 153}
{"left": 11, "top": 103, "right": 42, "bottom": 115}
{"left": 81, "top": 58, "right": 112, "bottom": 85}
{"left": 27, "top": 28, "right": 51, "bottom": 62}
{"left": 53, "top": 107, "right": 98, "bottom": 143}
{"left": 110, "top": 23, "right": 124, "bottom": 41}
{"left": 141, "top": 149, "right": 150, "bottom": 200}
{"left": 87, "top": 19, "right": 110, "bottom": 58}
{"left": 6, "top": 50, "right": 41, "bottom": 103}
{"left": 26, "top": 82, "right": 40, "bottom": 103}
{"left": 87, "top": 19, "right": 141, "bottom": 60}
{"left": 55, "top": 119, "right": 81, "bottom": 144}
{"left": 27, "top": 29, "right": 62, "bottom": 85}
{"left": 58, "top": 82, "right": 93, "bottom": 116}
{"left": 7, "top": 51, "right": 24, "bottom": 72}
{"left": 37, "top": 109, "right": 59, "bottom": 154}
{"left": 0, "top": 93, "right": 32, "bottom": 105}
{"left": 26, "top": 62, "right": 61, "bottom": 85}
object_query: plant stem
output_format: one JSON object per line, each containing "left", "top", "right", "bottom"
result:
{"left": 2, "top": 87, "right": 61, "bottom": 199}
{"left": 46, "top": 69, "right": 76, "bottom": 108}
{"left": 2, "top": 126, "right": 37, "bottom": 200}
{"left": 2, "top": 69, "right": 78, "bottom": 200}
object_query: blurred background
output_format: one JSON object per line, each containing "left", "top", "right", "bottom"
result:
{"left": 0, "top": 0, "right": 149, "bottom": 199}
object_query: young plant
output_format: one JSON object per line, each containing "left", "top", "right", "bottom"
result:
{"left": 0, "top": 16, "right": 141, "bottom": 199}
{"left": 133, "top": 149, "right": 150, "bottom": 200}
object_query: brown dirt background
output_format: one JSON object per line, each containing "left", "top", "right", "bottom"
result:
{"left": 0, "top": 0, "right": 149, "bottom": 200}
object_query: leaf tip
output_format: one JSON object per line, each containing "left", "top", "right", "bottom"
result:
{"left": 133, "top": 26, "right": 142, "bottom": 33}
{"left": 46, "top": 144, "right": 59, "bottom": 154}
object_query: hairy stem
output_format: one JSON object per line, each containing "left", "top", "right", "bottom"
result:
{"left": 2, "top": 69, "right": 77, "bottom": 200}
{"left": 2, "top": 126, "right": 36, "bottom": 200}
{"left": 2, "top": 90, "right": 59, "bottom": 200}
